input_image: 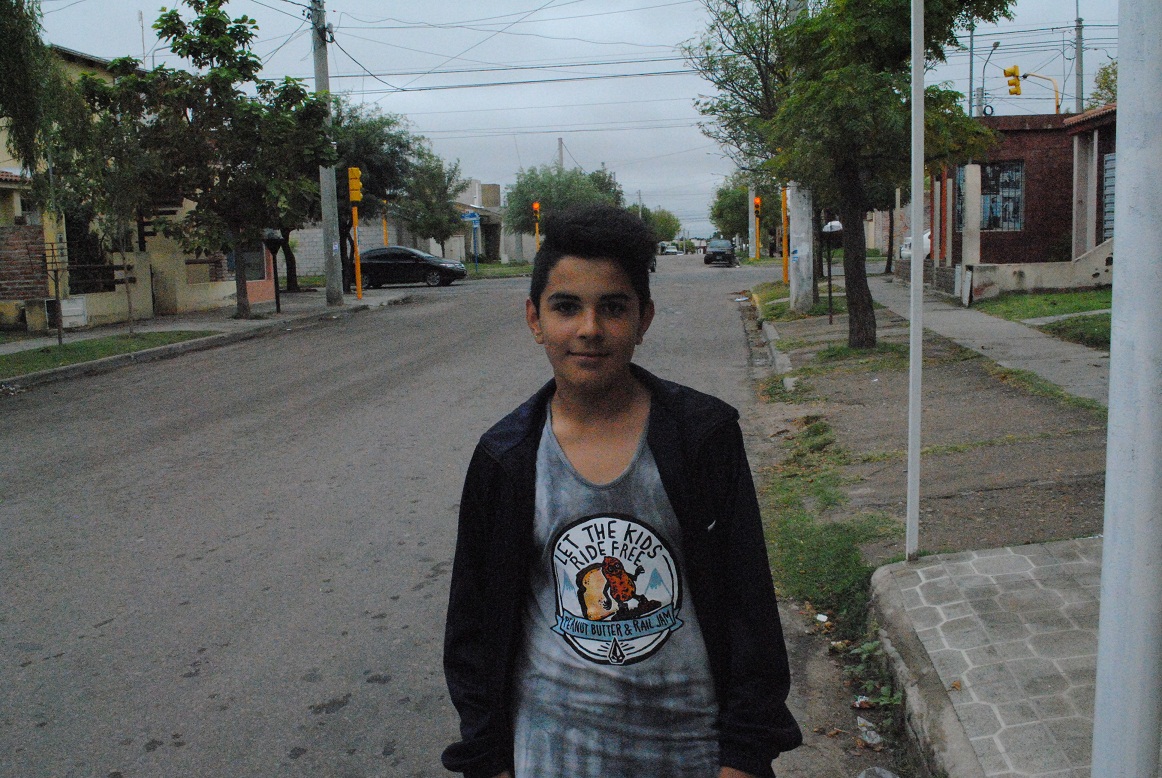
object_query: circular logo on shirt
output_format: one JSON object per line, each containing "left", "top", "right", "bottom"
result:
{"left": 549, "top": 514, "right": 683, "bottom": 665}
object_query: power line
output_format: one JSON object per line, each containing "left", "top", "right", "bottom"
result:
{"left": 325, "top": 55, "right": 687, "bottom": 79}
{"left": 393, "top": 0, "right": 560, "bottom": 93}
{"left": 341, "top": 69, "right": 697, "bottom": 96}
{"left": 337, "top": 1, "right": 696, "bottom": 33}
{"left": 330, "top": 34, "right": 404, "bottom": 90}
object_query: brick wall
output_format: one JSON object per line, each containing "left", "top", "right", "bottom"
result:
{"left": 0, "top": 224, "right": 49, "bottom": 300}
{"left": 952, "top": 115, "right": 1074, "bottom": 266}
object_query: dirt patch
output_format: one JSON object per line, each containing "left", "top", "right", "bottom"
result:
{"left": 739, "top": 302, "right": 1107, "bottom": 777}
{"left": 768, "top": 308, "right": 1106, "bottom": 558}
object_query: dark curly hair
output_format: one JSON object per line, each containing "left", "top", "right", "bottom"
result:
{"left": 529, "top": 203, "right": 656, "bottom": 313}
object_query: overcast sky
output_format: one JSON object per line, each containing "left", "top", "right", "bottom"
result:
{"left": 39, "top": 0, "right": 1118, "bottom": 237}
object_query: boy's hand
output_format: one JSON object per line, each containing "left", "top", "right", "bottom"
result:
{"left": 719, "top": 769, "right": 757, "bottom": 778}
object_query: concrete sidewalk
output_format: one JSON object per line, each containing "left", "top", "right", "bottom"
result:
{"left": 862, "top": 277, "right": 1108, "bottom": 777}
{"left": 0, "top": 288, "right": 410, "bottom": 389}
{"left": 867, "top": 275, "right": 1110, "bottom": 406}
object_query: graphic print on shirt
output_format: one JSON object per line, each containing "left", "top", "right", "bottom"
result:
{"left": 550, "top": 514, "right": 683, "bottom": 665}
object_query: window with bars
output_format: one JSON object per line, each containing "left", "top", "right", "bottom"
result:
{"left": 956, "top": 161, "right": 1025, "bottom": 232}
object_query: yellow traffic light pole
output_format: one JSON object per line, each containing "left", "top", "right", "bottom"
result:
{"left": 348, "top": 167, "right": 363, "bottom": 299}
{"left": 1023, "top": 72, "right": 1061, "bottom": 114}
{"left": 753, "top": 196, "right": 761, "bottom": 262}
{"left": 533, "top": 201, "right": 541, "bottom": 250}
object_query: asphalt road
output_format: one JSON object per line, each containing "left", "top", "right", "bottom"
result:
{"left": 1, "top": 253, "right": 774, "bottom": 777}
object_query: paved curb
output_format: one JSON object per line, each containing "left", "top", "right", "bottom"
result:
{"left": 759, "top": 320, "right": 795, "bottom": 375}
{"left": 870, "top": 565, "right": 985, "bottom": 778}
{"left": 0, "top": 303, "right": 377, "bottom": 393}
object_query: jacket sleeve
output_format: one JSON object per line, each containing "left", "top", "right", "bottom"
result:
{"left": 441, "top": 445, "right": 516, "bottom": 778}
{"left": 702, "top": 422, "right": 803, "bottom": 775}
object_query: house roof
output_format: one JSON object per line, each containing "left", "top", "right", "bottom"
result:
{"left": 0, "top": 170, "right": 29, "bottom": 188}
{"left": 50, "top": 44, "right": 147, "bottom": 76}
{"left": 1064, "top": 103, "right": 1117, "bottom": 134}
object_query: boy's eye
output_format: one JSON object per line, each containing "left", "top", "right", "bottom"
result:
{"left": 599, "top": 301, "right": 628, "bottom": 316}
{"left": 551, "top": 300, "right": 580, "bottom": 315}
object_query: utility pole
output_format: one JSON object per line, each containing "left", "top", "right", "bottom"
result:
{"left": 1074, "top": 2, "right": 1084, "bottom": 113}
{"left": 967, "top": 22, "right": 975, "bottom": 117}
{"left": 558, "top": 137, "right": 564, "bottom": 169}
{"left": 310, "top": 0, "right": 343, "bottom": 307}
{"left": 1090, "top": 0, "right": 1162, "bottom": 770}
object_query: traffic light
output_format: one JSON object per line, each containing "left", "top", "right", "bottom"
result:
{"left": 753, "top": 196, "right": 762, "bottom": 219}
{"left": 347, "top": 167, "right": 363, "bottom": 202}
{"left": 1004, "top": 65, "right": 1022, "bottom": 95}
{"left": 532, "top": 201, "right": 540, "bottom": 221}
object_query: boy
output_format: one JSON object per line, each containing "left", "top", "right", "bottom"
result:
{"left": 442, "top": 204, "right": 801, "bottom": 778}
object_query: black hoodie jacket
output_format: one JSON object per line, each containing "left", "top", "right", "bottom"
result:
{"left": 442, "top": 366, "right": 802, "bottom": 778}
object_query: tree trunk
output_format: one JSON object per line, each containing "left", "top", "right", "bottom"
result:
{"left": 338, "top": 214, "right": 353, "bottom": 293}
{"left": 280, "top": 227, "right": 299, "bottom": 292}
{"left": 232, "top": 232, "right": 251, "bottom": 319}
{"left": 885, "top": 209, "right": 895, "bottom": 275}
{"left": 812, "top": 207, "right": 823, "bottom": 305}
{"left": 840, "top": 203, "right": 876, "bottom": 349}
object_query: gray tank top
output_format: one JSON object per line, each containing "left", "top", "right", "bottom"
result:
{"left": 511, "top": 412, "right": 719, "bottom": 777}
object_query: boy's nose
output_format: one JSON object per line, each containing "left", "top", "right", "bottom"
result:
{"left": 577, "top": 308, "right": 601, "bottom": 337}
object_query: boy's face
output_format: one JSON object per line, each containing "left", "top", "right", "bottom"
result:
{"left": 525, "top": 256, "right": 654, "bottom": 398}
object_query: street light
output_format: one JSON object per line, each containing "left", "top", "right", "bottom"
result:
{"left": 977, "top": 41, "right": 1000, "bottom": 116}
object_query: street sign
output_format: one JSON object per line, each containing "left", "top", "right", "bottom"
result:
{"left": 460, "top": 212, "right": 480, "bottom": 222}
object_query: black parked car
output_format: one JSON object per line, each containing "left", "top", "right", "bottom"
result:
{"left": 360, "top": 246, "right": 467, "bottom": 288}
{"left": 704, "top": 238, "right": 737, "bottom": 266}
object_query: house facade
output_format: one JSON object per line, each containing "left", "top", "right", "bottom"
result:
{"left": 0, "top": 45, "right": 276, "bottom": 333}
{"left": 891, "top": 110, "right": 1116, "bottom": 300}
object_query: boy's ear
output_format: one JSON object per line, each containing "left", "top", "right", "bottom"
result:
{"left": 637, "top": 299, "right": 655, "bottom": 344}
{"left": 525, "top": 298, "right": 544, "bottom": 343}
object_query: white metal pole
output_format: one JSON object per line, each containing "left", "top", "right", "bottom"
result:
{"left": 905, "top": 0, "right": 925, "bottom": 560}
{"left": 1090, "top": 0, "right": 1162, "bottom": 771}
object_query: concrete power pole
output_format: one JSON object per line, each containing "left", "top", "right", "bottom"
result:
{"left": 310, "top": 0, "right": 343, "bottom": 307}
{"left": 786, "top": 0, "right": 813, "bottom": 314}
{"left": 558, "top": 137, "right": 564, "bottom": 169}
{"left": 1090, "top": 0, "right": 1162, "bottom": 771}
{"left": 1074, "top": 3, "right": 1084, "bottom": 113}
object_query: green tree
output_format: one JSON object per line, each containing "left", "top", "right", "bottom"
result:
{"left": 98, "top": 0, "right": 335, "bottom": 318}
{"left": 684, "top": 0, "right": 797, "bottom": 170}
{"left": 709, "top": 173, "right": 781, "bottom": 244}
{"left": 331, "top": 99, "right": 416, "bottom": 291}
{"left": 690, "top": 0, "right": 1009, "bottom": 347}
{"left": 1087, "top": 60, "right": 1117, "bottom": 109}
{"left": 396, "top": 146, "right": 468, "bottom": 257}
{"left": 649, "top": 208, "right": 682, "bottom": 242}
{"left": 710, "top": 182, "right": 749, "bottom": 241}
{"left": 505, "top": 164, "right": 618, "bottom": 234}
{"left": 587, "top": 168, "right": 625, "bottom": 207}
{"left": 33, "top": 65, "right": 162, "bottom": 331}
{"left": 0, "top": 0, "right": 52, "bottom": 169}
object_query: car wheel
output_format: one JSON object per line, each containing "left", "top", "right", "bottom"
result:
{"left": 424, "top": 269, "right": 442, "bottom": 287}
{"left": 704, "top": 257, "right": 712, "bottom": 265}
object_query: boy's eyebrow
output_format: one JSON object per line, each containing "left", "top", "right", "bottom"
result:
{"left": 545, "top": 291, "right": 632, "bottom": 302}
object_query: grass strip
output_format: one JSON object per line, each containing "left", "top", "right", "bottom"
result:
{"left": 760, "top": 416, "right": 901, "bottom": 641}
{"left": 858, "top": 426, "right": 1106, "bottom": 463}
{"left": 0, "top": 331, "right": 216, "bottom": 379}
{"left": 973, "top": 288, "right": 1111, "bottom": 321}
{"left": 984, "top": 363, "right": 1107, "bottom": 417}
{"left": 465, "top": 262, "right": 533, "bottom": 280}
{"left": 1037, "top": 313, "right": 1110, "bottom": 350}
